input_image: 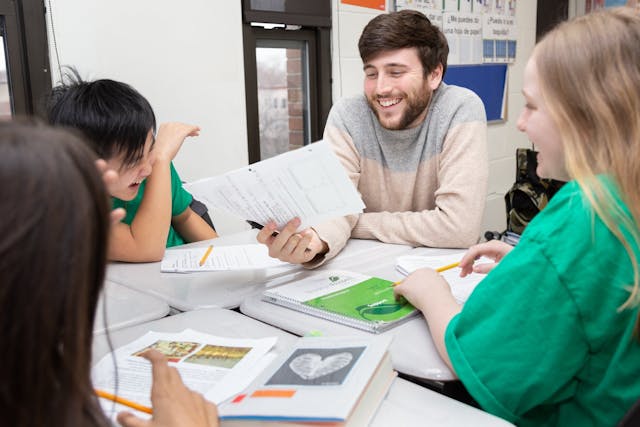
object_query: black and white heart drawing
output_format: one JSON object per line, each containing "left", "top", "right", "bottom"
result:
{"left": 289, "top": 352, "right": 353, "bottom": 380}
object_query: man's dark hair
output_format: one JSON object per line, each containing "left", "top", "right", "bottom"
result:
{"left": 46, "top": 68, "right": 156, "bottom": 167}
{"left": 358, "top": 10, "right": 449, "bottom": 77}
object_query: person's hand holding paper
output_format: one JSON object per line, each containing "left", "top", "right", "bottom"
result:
{"left": 185, "top": 141, "right": 364, "bottom": 265}
{"left": 256, "top": 217, "right": 329, "bottom": 264}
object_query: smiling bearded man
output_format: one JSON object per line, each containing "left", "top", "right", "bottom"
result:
{"left": 256, "top": 10, "right": 489, "bottom": 269}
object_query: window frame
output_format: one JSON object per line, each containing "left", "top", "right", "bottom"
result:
{"left": 241, "top": 1, "right": 331, "bottom": 163}
{"left": 0, "top": 0, "right": 51, "bottom": 117}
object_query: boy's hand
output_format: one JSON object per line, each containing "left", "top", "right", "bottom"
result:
{"left": 153, "top": 122, "right": 201, "bottom": 164}
{"left": 117, "top": 349, "right": 219, "bottom": 427}
{"left": 95, "top": 159, "right": 125, "bottom": 225}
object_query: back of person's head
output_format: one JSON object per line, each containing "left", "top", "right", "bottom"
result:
{"left": 535, "top": 6, "right": 640, "bottom": 325}
{"left": 0, "top": 121, "right": 110, "bottom": 426}
{"left": 47, "top": 68, "right": 156, "bottom": 168}
{"left": 358, "top": 9, "right": 449, "bottom": 77}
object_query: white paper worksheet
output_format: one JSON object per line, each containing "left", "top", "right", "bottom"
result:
{"left": 185, "top": 141, "right": 365, "bottom": 231}
{"left": 160, "top": 244, "right": 289, "bottom": 272}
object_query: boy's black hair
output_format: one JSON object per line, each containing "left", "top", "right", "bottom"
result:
{"left": 46, "top": 68, "right": 156, "bottom": 167}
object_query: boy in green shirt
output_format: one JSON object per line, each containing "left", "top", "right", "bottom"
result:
{"left": 47, "top": 74, "right": 217, "bottom": 262}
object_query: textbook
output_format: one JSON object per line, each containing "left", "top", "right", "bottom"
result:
{"left": 396, "top": 252, "right": 489, "bottom": 304}
{"left": 262, "top": 270, "right": 418, "bottom": 333}
{"left": 92, "top": 329, "right": 278, "bottom": 418}
{"left": 219, "top": 335, "right": 396, "bottom": 426}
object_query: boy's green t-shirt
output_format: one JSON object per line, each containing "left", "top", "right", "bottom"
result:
{"left": 112, "top": 162, "right": 192, "bottom": 248}
{"left": 446, "top": 179, "right": 640, "bottom": 426}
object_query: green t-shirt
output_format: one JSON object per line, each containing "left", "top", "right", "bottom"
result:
{"left": 112, "top": 162, "right": 193, "bottom": 248}
{"left": 446, "top": 179, "right": 640, "bottom": 426}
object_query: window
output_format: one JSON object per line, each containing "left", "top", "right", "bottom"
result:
{"left": 242, "top": 0, "right": 331, "bottom": 162}
{"left": 0, "top": 33, "right": 11, "bottom": 119}
{"left": 0, "top": 0, "right": 51, "bottom": 118}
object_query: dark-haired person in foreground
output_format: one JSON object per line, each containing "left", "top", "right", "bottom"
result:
{"left": 47, "top": 74, "right": 217, "bottom": 262}
{"left": 0, "top": 121, "right": 218, "bottom": 426}
{"left": 258, "top": 10, "right": 488, "bottom": 267}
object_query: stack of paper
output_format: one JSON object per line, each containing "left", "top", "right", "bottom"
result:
{"left": 395, "top": 253, "right": 491, "bottom": 304}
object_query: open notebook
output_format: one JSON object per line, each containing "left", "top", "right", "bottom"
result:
{"left": 396, "top": 252, "right": 490, "bottom": 304}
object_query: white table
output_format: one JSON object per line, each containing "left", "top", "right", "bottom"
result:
{"left": 241, "top": 246, "right": 470, "bottom": 381}
{"left": 92, "top": 308, "right": 512, "bottom": 426}
{"left": 106, "top": 230, "right": 299, "bottom": 311}
{"left": 106, "top": 230, "right": 413, "bottom": 311}
{"left": 93, "top": 280, "right": 170, "bottom": 335}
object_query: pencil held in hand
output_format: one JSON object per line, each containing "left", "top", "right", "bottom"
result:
{"left": 95, "top": 388, "right": 153, "bottom": 414}
{"left": 393, "top": 261, "right": 461, "bottom": 286}
{"left": 435, "top": 261, "right": 460, "bottom": 273}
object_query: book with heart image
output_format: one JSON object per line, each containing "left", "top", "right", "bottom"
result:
{"left": 261, "top": 270, "right": 419, "bottom": 334}
{"left": 219, "top": 335, "right": 395, "bottom": 426}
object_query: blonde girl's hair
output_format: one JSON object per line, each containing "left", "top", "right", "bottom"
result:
{"left": 534, "top": 7, "right": 640, "bottom": 336}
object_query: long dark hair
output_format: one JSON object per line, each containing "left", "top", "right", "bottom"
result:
{"left": 0, "top": 122, "right": 111, "bottom": 426}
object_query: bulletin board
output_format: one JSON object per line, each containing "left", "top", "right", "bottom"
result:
{"left": 443, "top": 63, "right": 508, "bottom": 122}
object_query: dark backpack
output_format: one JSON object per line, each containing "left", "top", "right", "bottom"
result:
{"left": 504, "top": 148, "right": 565, "bottom": 235}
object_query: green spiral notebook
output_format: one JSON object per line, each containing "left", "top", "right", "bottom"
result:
{"left": 262, "top": 270, "right": 418, "bottom": 333}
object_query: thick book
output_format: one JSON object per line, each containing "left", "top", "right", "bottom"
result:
{"left": 219, "top": 335, "right": 396, "bottom": 426}
{"left": 262, "top": 270, "right": 418, "bottom": 333}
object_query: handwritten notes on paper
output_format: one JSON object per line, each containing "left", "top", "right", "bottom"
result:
{"left": 185, "top": 141, "right": 365, "bottom": 231}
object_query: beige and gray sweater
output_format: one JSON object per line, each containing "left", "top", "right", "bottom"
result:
{"left": 309, "top": 82, "right": 488, "bottom": 268}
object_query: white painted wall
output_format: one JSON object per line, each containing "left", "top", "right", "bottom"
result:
{"left": 45, "top": 0, "right": 249, "bottom": 233}
{"left": 45, "top": 0, "right": 537, "bottom": 236}
{"left": 330, "top": 0, "right": 538, "bottom": 235}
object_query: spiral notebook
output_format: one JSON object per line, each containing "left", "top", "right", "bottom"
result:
{"left": 261, "top": 271, "right": 418, "bottom": 334}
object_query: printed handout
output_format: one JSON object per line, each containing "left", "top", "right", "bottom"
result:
{"left": 161, "top": 244, "right": 290, "bottom": 273}
{"left": 185, "top": 141, "right": 365, "bottom": 231}
{"left": 92, "top": 329, "right": 277, "bottom": 419}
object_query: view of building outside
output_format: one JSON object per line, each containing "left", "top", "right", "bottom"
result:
{"left": 256, "top": 41, "right": 309, "bottom": 160}
{"left": 0, "top": 39, "right": 11, "bottom": 119}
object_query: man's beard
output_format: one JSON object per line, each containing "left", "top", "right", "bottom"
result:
{"left": 368, "top": 86, "right": 432, "bottom": 130}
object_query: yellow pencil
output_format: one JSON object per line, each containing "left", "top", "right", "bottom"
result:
{"left": 198, "top": 245, "right": 214, "bottom": 266}
{"left": 95, "top": 388, "right": 153, "bottom": 414}
{"left": 435, "top": 261, "right": 460, "bottom": 273}
{"left": 393, "top": 261, "right": 461, "bottom": 286}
